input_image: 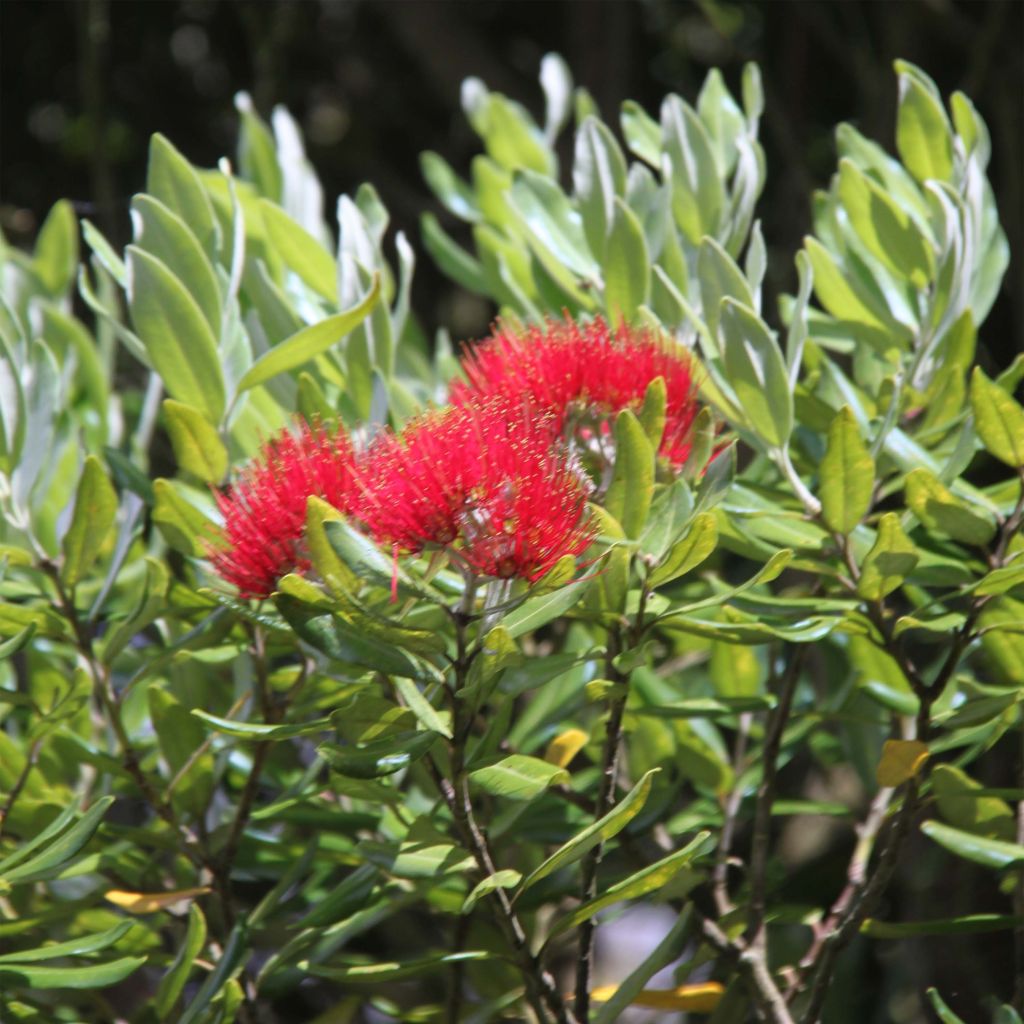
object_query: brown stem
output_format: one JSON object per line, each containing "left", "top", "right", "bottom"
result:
{"left": 431, "top": 598, "right": 575, "bottom": 1024}
{"left": 798, "top": 782, "right": 919, "bottom": 1024}
{"left": 1015, "top": 716, "right": 1024, "bottom": 1013}
{"left": 748, "top": 646, "right": 805, "bottom": 950}
{"left": 697, "top": 913, "right": 795, "bottom": 1024}
{"left": 713, "top": 712, "right": 752, "bottom": 916}
{"left": 574, "top": 627, "right": 627, "bottom": 1022}
{"left": 0, "top": 737, "right": 43, "bottom": 840}
{"left": 792, "top": 785, "right": 892, "bottom": 999}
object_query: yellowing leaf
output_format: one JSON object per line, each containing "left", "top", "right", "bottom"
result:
{"left": 591, "top": 982, "right": 724, "bottom": 1012}
{"left": 544, "top": 728, "right": 589, "bottom": 768}
{"left": 105, "top": 886, "right": 211, "bottom": 914}
{"left": 876, "top": 739, "right": 929, "bottom": 787}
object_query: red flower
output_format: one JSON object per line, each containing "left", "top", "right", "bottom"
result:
{"left": 208, "top": 420, "right": 358, "bottom": 598}
{"left": 358, "top": 398, "right": 594, "bottom": 582}
{"left": 452, "top": 318, "right": 700, "bottom": 469}
{"left": 356, "top": 406, "right": 477, "bottom": 553}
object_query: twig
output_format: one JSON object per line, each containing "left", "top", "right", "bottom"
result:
{"left": 696, "top": 912, "right": 795, "bottom": 1024}
{"left": 791, "top": 785, "right": 892, "bottom": 999}
{"left": 798, "top": 782, "right": 918, "bottom": 1024}
{"left": 574, "top": 627, "right": 627, "bottom": 1022}
{"left": 433, "top": 598, "right": 576, "bottom": 1024}
{"left": 713, "top": 712, "right": 752, "bottom": 916}
{"left": 0, "top": 737, "right": 43, "bottom": 840}
{"left": 1015, "top": 716, "right": 1024, "bottom": 1014}
{"left": 747, "top": 646, "right": 806, "bottom": 950}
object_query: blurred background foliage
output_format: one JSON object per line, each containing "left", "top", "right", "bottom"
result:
{"left": 2, "top": 0, "right": 1021, "bottom": 364}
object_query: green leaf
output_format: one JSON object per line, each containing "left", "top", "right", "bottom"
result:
{"left": 661, "top": 95, "right": 724, "bottom": 244}
{"left": 819, "top": 407, "right": 874, "bottom": 534}
{"left": 574, "top": 116, "right": 627, "bottom": 255}
{"left": 236, "top": 274, "right": 381, "bottom": 391}
{"left": 0, "top": 957, "right": 146, "bottom": 991}
{"left": 421, "top": 151, "right": 479, "bottom": 222}
{"left": 970, "top": 367, "right": 1024, "bottom": 468}
{"left": 803, "top": 236, "right": 886, "bottom": 330}
{"left": 836, "top": 159, "right": 933, "bottom": 287}
{"left": 0, "top": 922, "right": 132, "bottom": 964}
{"left": 191, "top": 708, "right": 334, "bottom": 740}
{"left": 932, "top": 764, "right": 1016, "bottom": 840}
{"left": 462, "top": 870, "right": 522, "bottom": 913}
{"left": 519, "top": 769, "right": 658, "bottom": 892}
{"left": 698, "top": 237, "right": 755, "bottom": 342}
{"left": 905, "top": 468, "right": 997, "bottom": 546}
{"left": 709, "top": 641, "right": 764, "bottom": 699}
{"left": 235, "top": 92, "right": 283, "bottom": 201}
{"left": 719, "top": 298, "right": 792, "bottom": 448}
{"left": 276, "top": 595, "right": 433, "bottom": 680}
{"left": 393, "top": 677, "right": 452, "bottom": 740}
{"left": 862, "top": 914, "right": 1022, "bottom": 939}
{"left": 604, "top": 197, "right": 650, "bottom": 322}
{"left": 318, "top": 731, "right": 440, "bottom": 779}
{"left": 127, "top": 246, "right": 225, "bottom": 422}
{"left": 856, "top": 512, "right": 918, "bottom": 601}
{"left": 61, "top": 455, "right": 117, "bottom": 588}
{"left": 146, "top": 133, "right": 218, "bottom": 254}
{"left": 130, "top": 194, "right": 222, "bottom": 335}
{"left": 466, "top": 87, "right": 553, "bottom": 176}
{"left": 604, "top": 410, "right": 655, "bottom": 538}
{"left": 469, "top": 755, "right": 569, "bottom": 801}
{"left": 2, "top": 796, "right": 114, "bottom": 884}
{"left": 152, "top": 478, "right": 214, "bottom": 557}
{"left": 156, "top": 903, "right": 207, "bottom": 1019}
{"left": 593, "top": 908, "right": 694, "bottom": 1024}
{"left": 894, "top": 62, "right": 954, "bottom": 184}
{"left": 509, "top": 170, "right": 600, "bottom": 280}
{"left": 259, "top": 199, "right": 336, "bottom": 301}
{"left": 303, "top": 496, "right": 358, "bottom": 600}
{"left": 502, "top": 576, "right": 590, "bottom": 639}
{"left": 548, "top": 832, "right": 708, "bottom": 939}
{"left": 163, "top": 400, "right": 227, "bottom": 483}
{"left": 33, "top": 199, "right": 78, "bottom": 295}
{"left": 920, "top": 819, "right": 1024, "bottom": 870}
{"left": 927, "top": 988, "right": 970, "bottom": 1024}
{"left": 620, "top": 100, "right": 661, "bottom": 166}
{"left": 306, "top": 951, "right": 490, "bottom": 983}
{"left": 0, "top": 623, "right": 36, "bottom": 660}
{"left": 177, "top": 922, "right": 247, "bottom": 1024}
{"left": 421, "top": 212, "right": 490, "bottom": 295}
{"left": 975, "top": 562, "right": 1024, "bottom": 597}
{"left": 649, "top": 512, "right": 718, "bottom": 588}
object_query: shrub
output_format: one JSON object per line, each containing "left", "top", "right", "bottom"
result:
{"left": 0, "top": 54, "right": 1020, "bottom": 1024}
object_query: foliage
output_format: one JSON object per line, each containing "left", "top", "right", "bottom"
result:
{"left": 0, "top": 53, "right": 1022, "bottom": 1024}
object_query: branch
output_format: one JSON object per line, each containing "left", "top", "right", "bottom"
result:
{"left": 798, "top": 782, "right": 919, "bottom": 1024}
{"left": 574, "top": 627, "right": 628, "bottom": 1021}
{"left": 713, "top": 712, "right": 752, "bottom": 916}
{"left": 696, "top": 912, "right": 795, "bottom": 1024}
{"left": 747, "top": 646, "right": 805, "bottom": 950}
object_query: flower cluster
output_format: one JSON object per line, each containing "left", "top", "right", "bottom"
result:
{"left": 359, "top": 398, "right": 593, "bottom": 581}
{"left": 208, "top": 319, "right": 700, "bottom": 599}
{"left": 452, "top": 317, "right": 700, "bottom": 468}
{"left": 209, "top": 422, "right": 359, "bottom": 598}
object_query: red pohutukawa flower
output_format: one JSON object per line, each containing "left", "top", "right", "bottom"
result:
{"left": 208, "top": 420, "right": 358, "bottom": 598}
{"left": 358, "top": 398, "right": 595, "bottom": 581}
{"left": 452, "top": 317, "right": 700, "bottom": 469}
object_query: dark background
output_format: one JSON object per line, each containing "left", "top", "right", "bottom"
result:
{"left": 2, "top": 0, "right": 1021, "bottom": 365}
{"left": 1, "top": 3, "right": 1022, "bottom": 1019}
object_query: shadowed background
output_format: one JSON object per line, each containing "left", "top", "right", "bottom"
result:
{"left": 2, "top": 0, "right": 1021, "bottom": 366}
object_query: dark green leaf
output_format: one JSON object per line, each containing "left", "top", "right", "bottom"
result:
{"left": 319, "top": 731, "right": 440, "bottom": 779}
